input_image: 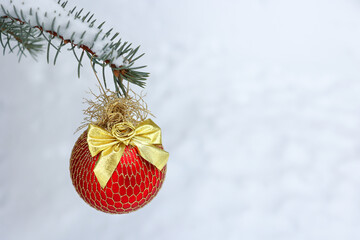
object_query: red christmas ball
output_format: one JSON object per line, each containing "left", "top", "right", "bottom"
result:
{"left": 70, "top": 130, "right": 167, "bottom": 214}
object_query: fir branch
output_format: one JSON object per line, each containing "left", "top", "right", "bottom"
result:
{"left": 0, "top": 17, "right": 43, "bottom": 59}
{"left": 0, "top": 0, "right": 149, "bottom": 96}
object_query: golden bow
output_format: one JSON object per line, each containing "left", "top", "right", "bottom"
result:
{"left": 87, "top": 119, "right": 169, "bottom": 188}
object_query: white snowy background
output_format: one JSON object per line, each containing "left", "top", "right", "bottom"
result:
{"left": 1, "top": 0, "right": 360, "bottom": 239}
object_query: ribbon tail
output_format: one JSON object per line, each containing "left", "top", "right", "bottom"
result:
{"left": 134, "top": 140, "right": 169, "bottom": 170}
{"left": 93, "top": 144, "right": 125, "bottom": 188}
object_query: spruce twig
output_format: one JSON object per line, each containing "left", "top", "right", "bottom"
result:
{"left": 0, "top": 1, "right": 149, "bottom": 96}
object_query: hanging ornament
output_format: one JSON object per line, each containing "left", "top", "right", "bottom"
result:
{"left": 70, "top": 90, "right": 169, "bottom": 214}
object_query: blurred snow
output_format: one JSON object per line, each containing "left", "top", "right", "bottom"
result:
{"left": 1, "top": 0, "right": 360, "bottom": 239}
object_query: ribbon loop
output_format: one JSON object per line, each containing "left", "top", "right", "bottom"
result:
{"left": 87, "top": 119, "right": 169, "bottom": 188}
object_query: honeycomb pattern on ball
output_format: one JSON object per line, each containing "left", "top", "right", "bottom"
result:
{"left": 70, "top": 130, "right": 167, "bottom": 214}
